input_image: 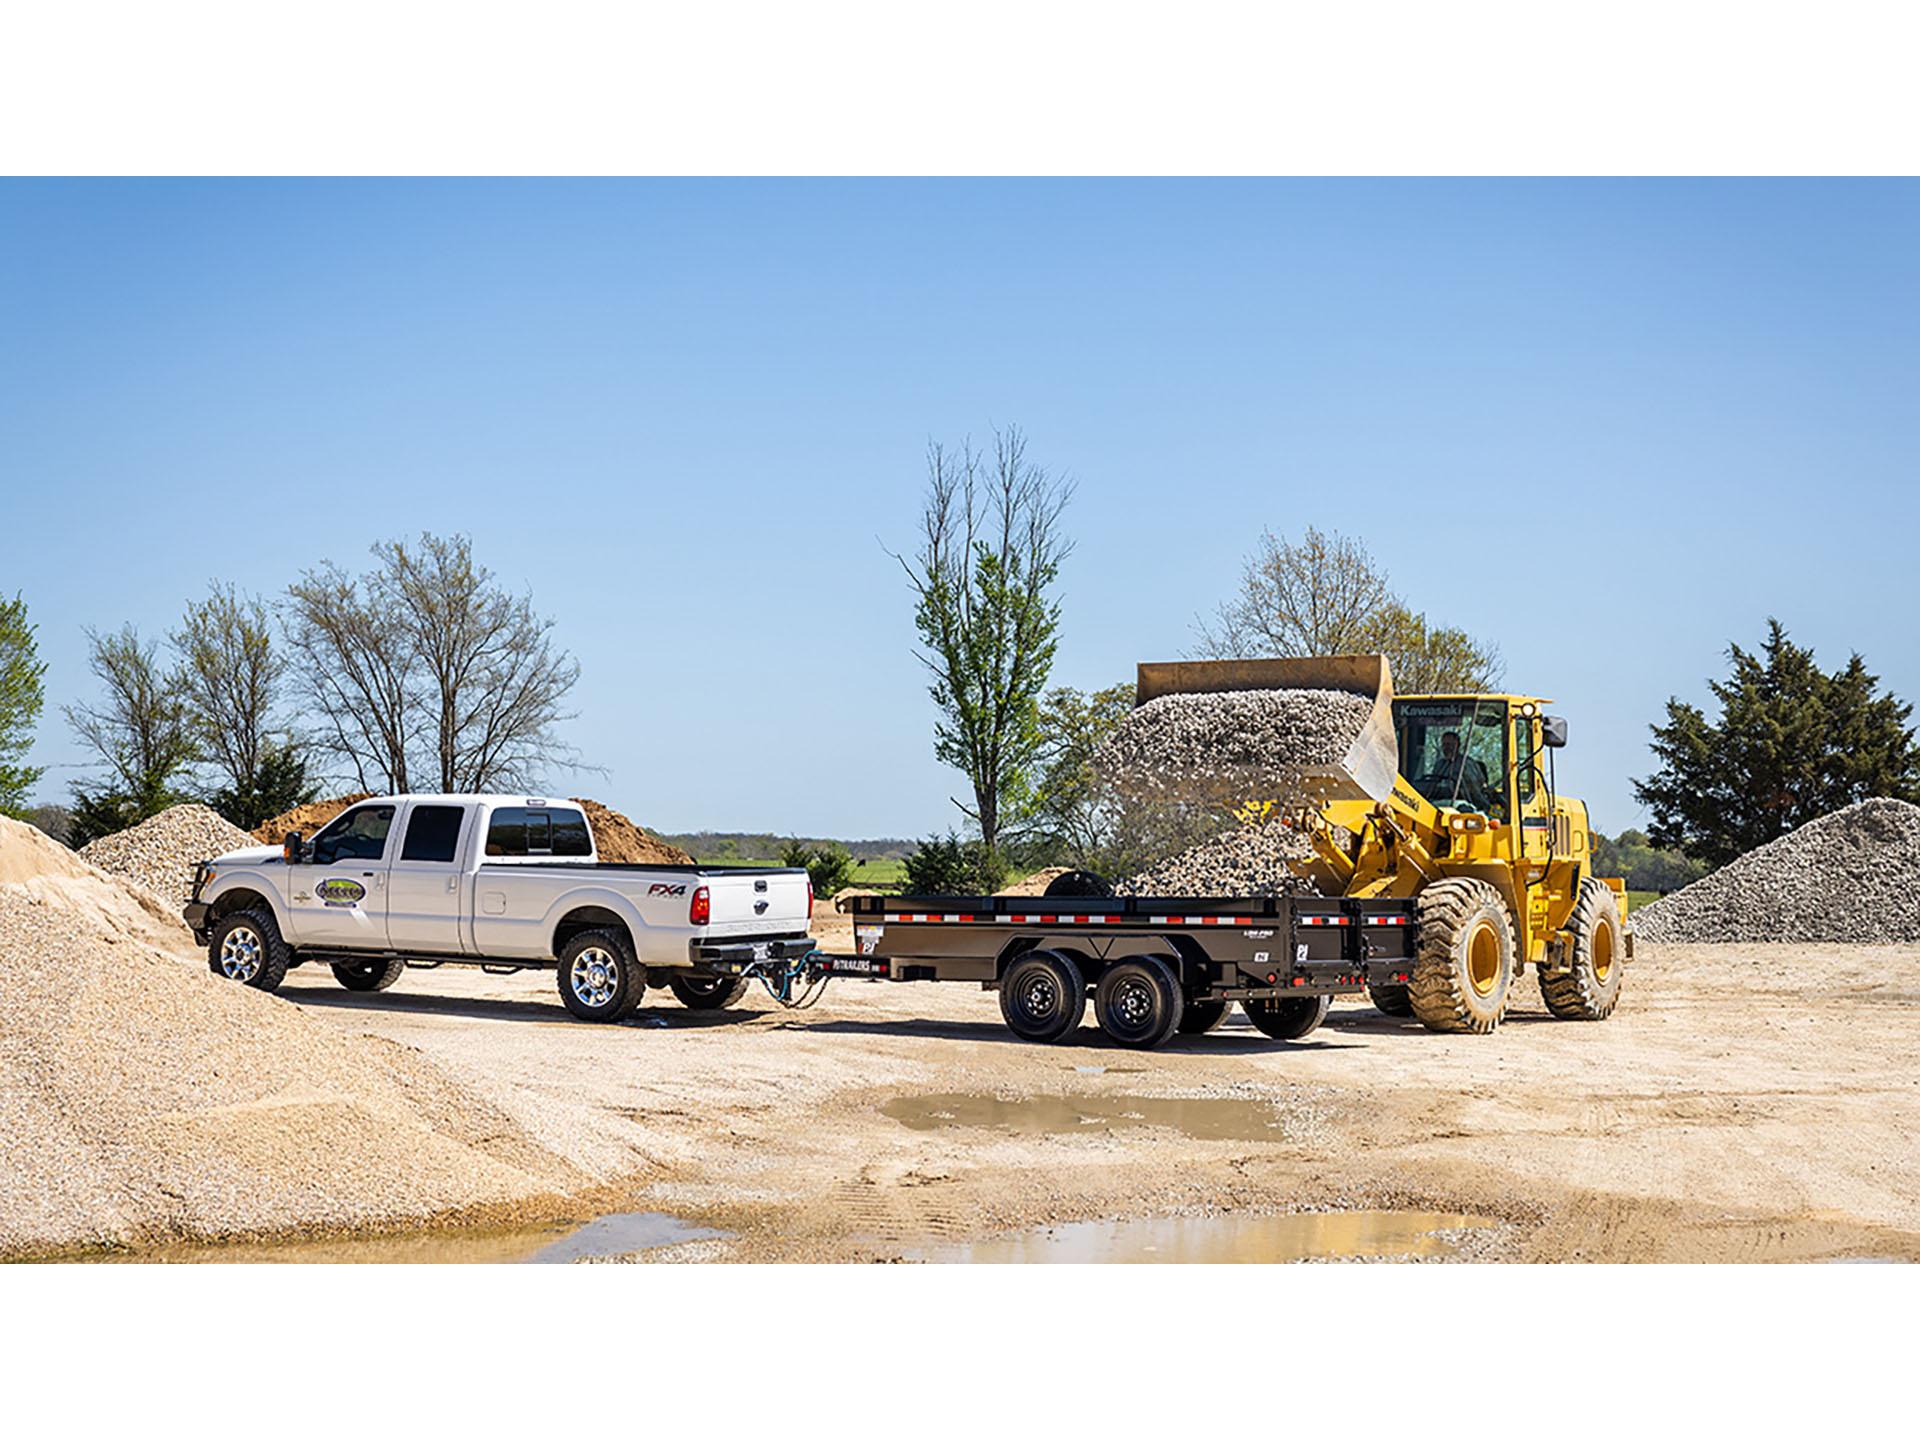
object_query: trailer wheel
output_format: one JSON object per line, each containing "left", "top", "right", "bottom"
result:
{"left": 331, "top": 957, "right": 405, "bottom": 992}
{"left": 1177, "top": 999, "right": 1232, "bottom": 1034}
{"left": 999, "top": 950, "right": 1087, "bottom": 1043}
{"left": 1368, "top": 983, "right": 1414, "bottom": 1017}
{"left": 1539, "top": 878, "right": 1625, "bottom": 1021}
{"left": 208, "top": 909, "right": 290, "bottom": 993}
{"left": 1410, "top": 878, "right": 1514, "bottom": 1034}
{"left": 1094, "top": 956, "right": 1184, "bottom": 1049}
{"left": 668, "top": 972, "right": 750, "bottom": 1010}
{"left": 1241, "top": 994, "right": 1331, "bottom": 1040}
{"left": 557, "top": 929, "right": 644, "bottom": 1022}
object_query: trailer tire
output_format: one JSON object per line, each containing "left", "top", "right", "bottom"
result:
{"left": 1094, "top": 956, "right": 1184, "bottom": 1049}
{"left": 1177, "top": 999, "right": 1232, "bottom": 1034}
{"left": 208, "top": 909, "right": 290, "bottom": 993}
{"left": 331, "top": 957, "right": 406, "bottom": 992}
{"left": 999, "top": 950, "right": 1087, "bottom": 1043}
{"left": 1368, "top": 983, "right": 1415, "bottom": 1017}
{"left": 1410, "top": 877, "right": 1514, "bottom": 1034}
{"left": 1539, "top": 878, "right": 1624, "bottom": 1021}
{"left": 557, "top": 929, "right": 644, "bottom": 1022}
{"left": 1241, "top": 994, "right": 1331, "bottom": 1040}
{"left": 667, "top": 972, "right": 750, "bottom": 1010}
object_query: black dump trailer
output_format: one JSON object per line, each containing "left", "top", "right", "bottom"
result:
{"left": 802, "top": 891, "right": 1420, "bottom": 1050}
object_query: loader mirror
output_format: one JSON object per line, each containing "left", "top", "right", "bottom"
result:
{"left": 1542, "top": 716, "right": 1568, "bottom": 748}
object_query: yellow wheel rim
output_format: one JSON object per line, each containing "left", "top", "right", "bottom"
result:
{"left": 1467, "top": 920, "right": 1502, "bottom": 997}
{"left": 1592, "top": 921, "right": 1615, "bottom": 984}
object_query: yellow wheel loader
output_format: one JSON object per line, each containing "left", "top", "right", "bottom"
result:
{"left": 1136, "top": 654, "right": 1632, "bottom": 1032}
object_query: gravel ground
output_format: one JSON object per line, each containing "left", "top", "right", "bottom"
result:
{"left": 0, "top": 814, "right": 594, "bottom": 1258}
{"left": 1633, "top": 798, "right": 1920, "bottom": 943}
{"left": 79, "top": 804, "right": 258, "bottom": 908}
{"left": 1115, "top": 819, "right": 1319, "bottom": 897}
{"left": 1095, "top": 688, "right": 1372, "bottom": 805}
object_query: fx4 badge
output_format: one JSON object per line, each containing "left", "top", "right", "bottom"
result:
{"left": 648, "top": 883, "right": 688, "bottom": 897}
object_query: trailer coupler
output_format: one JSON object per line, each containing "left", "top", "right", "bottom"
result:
{"left": 738, "top": 948, "right": 833, "bottom": 1009}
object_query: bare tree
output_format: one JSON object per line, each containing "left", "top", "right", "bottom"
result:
{"left": 375, "top": 533, "right": 582, "bottom": 792}
{"left": 283, "top": 534, "right": 583, "bottom": 794}
{"left": 284, "top": 562, "right": 418, "bottom": 792}
{"left": 64, "top": 624, "right": 199, "bottom": 836}
{"left": 898, "top": 426, "right": 1074, "bottom": 854}
{"left": 171, "top": 584, "right": 290, "bottom": 804}
{"left": 1193, "top": 526, "right": 1501, "bottom": 692}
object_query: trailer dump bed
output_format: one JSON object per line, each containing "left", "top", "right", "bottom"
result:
{"left": 797, "top": 891, "right": 1422, "bottom": 1049}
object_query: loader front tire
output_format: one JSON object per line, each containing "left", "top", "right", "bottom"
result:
{"left": 1539, "top": 878, "right": 1625, "bottom": 1021}
{"left": 1410, "top": 878, "right": 1514, "bottom": 1034}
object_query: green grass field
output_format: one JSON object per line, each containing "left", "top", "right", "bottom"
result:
{"left": 1626, "top": 890, "right": 1661, "bottom": 914}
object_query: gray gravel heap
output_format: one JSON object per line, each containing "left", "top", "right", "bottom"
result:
{"left": 1116, "top": 820, "right": 1320, "bottom": 898}
{"left": 79, "top": 804, "right": 258, "bottom": 908}
{"left": 1096, "top": 688, "right": 1372, "bottom": 805}
{"left": 1632, "top": 798, "right": 1920, "bottom": 943}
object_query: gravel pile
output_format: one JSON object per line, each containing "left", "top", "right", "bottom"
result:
{"left": 1096, "top": 688, "right": 1372, "bottom": 805}
{"left": 1633, "top": 798, "right": 1920, "bottom": 944}
{"left": 1116, "top": 819, "right": 1320, "bottom": 898}
{"left": 79, "top": 805, "right": 259, "bottom": 908}
{"left": 0, "top": 813, "right": 591, "bottom": 1258}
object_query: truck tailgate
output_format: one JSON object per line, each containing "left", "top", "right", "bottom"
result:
{"left": 702, "top": 868, "right": 811, "bottom": 935}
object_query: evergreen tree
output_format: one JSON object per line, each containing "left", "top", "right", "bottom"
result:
{"left": 1634, "top": 620, "right": 1920, "bottom": 866}
{"left": 0, "top": 592, "right": 47, "bottom": 817}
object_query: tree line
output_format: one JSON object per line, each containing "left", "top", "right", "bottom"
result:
{"left": 0, "top": 532, "right": 582, "bottom": 844}
{"left": 895, "top": 426, "right": 1920, "bottom": 888}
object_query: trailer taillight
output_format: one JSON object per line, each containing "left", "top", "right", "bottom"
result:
{"left": 690, "top": 886, "right": 710, "bottom": 926}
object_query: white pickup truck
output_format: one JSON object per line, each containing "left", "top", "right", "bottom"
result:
{"left": 182, "top": 794, "right": 815, "bottom": 1022}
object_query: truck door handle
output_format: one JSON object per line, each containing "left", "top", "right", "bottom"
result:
{"left": 447, "top": 875, "right": 458, "bottom": 893}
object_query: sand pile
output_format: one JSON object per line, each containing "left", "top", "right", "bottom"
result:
{"left": 1633, "top": 799, "right": 1920, "bottom": 944}
{"left": 1115, "top": 819, "right": 1319, "bottom": 898}
{"left": 253, "top": 793, "right": 372, "bottom": 843}
{"left": 0, "top": 814, "right": 593, "bottom": 1258}
{"left": 80, "top": 804, "right": 259, "bottom": 908}
{"left": 570, "top": 798, "right": 693, "bottom": 865}
{"left": 1096, "top": 688, "right": 1372, "bottom": 804}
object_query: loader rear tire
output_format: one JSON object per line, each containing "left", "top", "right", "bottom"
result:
{"left": 1177, "top": 999, "right": 1232, "bottom": 1034}
{"left": 1540, "top": 878, "right": 1625, "bottom": 1021}
{"left": 1241, "top": 994, "right": 1331, "bottom": 1040}
{"left": 1410, "top": 878, "right": 1514, "bottom": 1034}
{"left": 999, "top": 950, "right": 1087, "bottom": 1044}
{"left": 1368, "top": 983, "right": 1414, "bottom": 1017}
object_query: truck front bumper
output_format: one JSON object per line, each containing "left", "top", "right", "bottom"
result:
{"left": 183, "top": 902, "right": 210, "bottom": 943}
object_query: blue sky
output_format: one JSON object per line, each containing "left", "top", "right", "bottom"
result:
{"left": 3, "top": 179, "right": 1915, "bottom": 839}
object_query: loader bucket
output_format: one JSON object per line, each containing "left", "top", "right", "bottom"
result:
{"left": 1133, "top": 653, "right": 1401, "bottom": 805}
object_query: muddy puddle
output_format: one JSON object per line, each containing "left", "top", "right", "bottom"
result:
{"left": 83, "top": 1212, "right": 729, "bottom": 1265}
{"left": 908, "top": 1210, "right": 1504, "bottom": 1264}
{"left": 883, "top": 1092, "right": 1286, "bottom": 1141}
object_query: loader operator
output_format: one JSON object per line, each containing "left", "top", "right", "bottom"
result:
{"left": 1427, "top": 731, "right": 1492, "bottom": 810}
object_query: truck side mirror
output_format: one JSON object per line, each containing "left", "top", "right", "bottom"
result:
{"left": 283, "top": 830, "right": 304, "bottom": 863}
{"left": 1542, "top": 716, "right": 1568, "bottom": 748}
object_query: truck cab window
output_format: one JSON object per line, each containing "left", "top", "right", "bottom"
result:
{"left": 310, "top": 806, "right": 396, "bottom": 866}
{"left": 400, "top": 805, "right": 465, "bottom": 864}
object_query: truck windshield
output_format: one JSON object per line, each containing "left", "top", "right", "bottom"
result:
{"left": 1393, "top": 700, "right": 1508, "bottom": 820}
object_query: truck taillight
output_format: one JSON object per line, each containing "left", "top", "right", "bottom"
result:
{"left": 690, "top": 886, "right": 710, "bottom": 926}
{"left": 807, "top": 878, "right": 814, "bottom": 919}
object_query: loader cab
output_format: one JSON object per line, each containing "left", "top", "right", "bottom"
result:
{"left": 1393, "top": 696, "right": 1517, "bottom": 823}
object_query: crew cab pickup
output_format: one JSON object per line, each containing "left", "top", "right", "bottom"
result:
{"left": 183, "top": 794, "right": 814, "bottom": 1022}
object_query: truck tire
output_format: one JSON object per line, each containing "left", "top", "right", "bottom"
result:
{"left": 207, "top": 909, "right": 290, "bottom": 993}
{"left": 331, "top": 957, "right": 406, "bottom": 992}
{"left": 1094, "top": 955, "right": 1184, "bottom": 1049}
{"left": 1410, "top": 877, "right": 1514, "bottom": 1034}
{"left": 1241, "top": 994, "right": 1331, "bottom": 1040}
{"left": 1177, "top": 999, "right": 1232, "bottom": 1034}
{"left": 667, "top": 972, "right": 750, "bottom": 1010}
{"left": 557, "top": 928, "right": 644, "bottom": 1022}
{"left": 1368, "top": 983, "right": 1415, "bottom": 1017}
{"left": 999, "top": 950, "right": 1087, "bottom": 1043}
{"left": 1540, "top": 878, "right": 1625, "bottom": 1021}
